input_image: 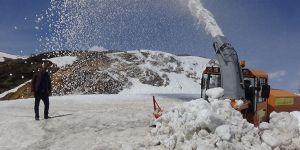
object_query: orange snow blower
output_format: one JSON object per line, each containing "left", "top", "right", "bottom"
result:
{"left": 152, "top": 96, "right": 163, "bottom": 119}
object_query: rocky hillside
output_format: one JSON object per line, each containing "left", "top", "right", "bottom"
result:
{"left": 0, "top": 51, "right": 70, "bottom": 100}
{"left": 0, "top": 50, "right": 209, "bottom": 100}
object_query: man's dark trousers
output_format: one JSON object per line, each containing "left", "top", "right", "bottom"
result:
{"left": 34, "top": 92, "right": 49, "bottom": 119}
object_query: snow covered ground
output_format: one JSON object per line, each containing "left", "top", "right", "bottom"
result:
{"left": 1, "top": 94, "right": 300, "bottom": 150}
{"left": 0, "top": 94, "right": 183, "bottom": 150}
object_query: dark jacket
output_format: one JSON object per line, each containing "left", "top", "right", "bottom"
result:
{"left": 31, "top": 71, "right": 52, "bottom": 94}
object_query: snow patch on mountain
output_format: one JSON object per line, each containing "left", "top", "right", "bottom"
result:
{"left": 0, "top": 51, "right": 25, "bottom": 62}
{"left": 48, "top": 56, "right": 77, "bottom": 68}
{"left": 120, "top": 74, "right": 200, "bottom": 94}
{"left": 121, "top": 50, "right": 209, "bottom": 94}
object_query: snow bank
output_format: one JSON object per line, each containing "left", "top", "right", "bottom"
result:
{"left": 150, "top": 99, "right": 263, "bottom": 150}
{"left": 150, "top": 99, "right": 300, "bottom": 150}
{"left": 291, "top": 111, "right": 300, "bottom": 127}
{"left": 260, "top": 112, "right": 300, "bottom": 149}
{"left": 48, "top": 56, "right": 77, "bottom": 68}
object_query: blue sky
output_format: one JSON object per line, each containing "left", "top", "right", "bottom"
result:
{"left": 0, "top": 0, "right": 299, "bottom": 91}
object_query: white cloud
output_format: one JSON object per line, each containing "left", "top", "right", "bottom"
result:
{"left": 269, "top": 70, "right": 286, "bottom": 80}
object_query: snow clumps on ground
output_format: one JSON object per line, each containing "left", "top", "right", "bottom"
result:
{"left": 259, "top": 112, "right": 300, "bottom": 149}
{"left": 150, "top": 99, "right": 262, "bottom": 150}
{"left": 150, "top": 98, "right": 300, "bottom": 150}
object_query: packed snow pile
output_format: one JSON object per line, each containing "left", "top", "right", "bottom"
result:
{"left": 150, "top": 99, "right": 261, "bottom": 149}
{"left": 260, "top": 112, "right": 300, "bottom": 149}
{"left": 0, "top": 51, "right": 25, "bottom": 62}
{"left": 291, "top": 111, "right": 300, "bottom": 127}
{"left": 205, "top": 87, "right": 224, "bottom": 99}
{"left": 150, "top": 99, "right": 300, "bottom": 150}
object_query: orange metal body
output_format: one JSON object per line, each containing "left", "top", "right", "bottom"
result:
{"left": 246, "top": 101, "right": 268, "bottom": 126}
{"left": 267, "top": 90, "right": 300, "bottom": 120}
{"left": 243, "top": 68, "right": 268, "bottom": 78}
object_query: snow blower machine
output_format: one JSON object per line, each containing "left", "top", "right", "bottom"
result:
{"left": 200, "top": 35, "right": 300, "bottom": 126}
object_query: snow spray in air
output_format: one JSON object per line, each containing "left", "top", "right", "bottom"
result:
{"left": 187, "top": 0, "right": 224, "bottom": 37}
{"left": 39, "top": 0, "right": 223, "bottom": 50}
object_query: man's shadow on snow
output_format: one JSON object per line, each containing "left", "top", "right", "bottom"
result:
{"left": 2, "top": 113, "right": 73, "bottom": 119}
{"left": 50, "top": 113, "right": 72, "bottom": 119}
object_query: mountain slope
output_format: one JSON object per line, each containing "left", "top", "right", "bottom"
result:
{"left": 0, "top": 50, "right": 209, "bottom": 100}
{"left": 51, "top": 50, "right": 210, "bottom": 95}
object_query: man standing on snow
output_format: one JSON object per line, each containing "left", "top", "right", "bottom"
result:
{"left": 31, "top": 63, "right": 52, "bottom": 120}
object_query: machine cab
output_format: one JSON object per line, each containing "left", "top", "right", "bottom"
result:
{"left": 243, "top": 69, "right": 270, "bottom": 125}
{"left": 201, "top": 66, "right": 221, "bottom": 100}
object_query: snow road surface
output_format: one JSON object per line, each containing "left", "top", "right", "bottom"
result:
{"left": 1, "top": 95, "right": 300, "bottom": 150}
{"left": 0, "top": 95, "right": 182, "bottom": 150}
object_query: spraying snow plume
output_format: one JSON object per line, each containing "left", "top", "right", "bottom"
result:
{"left": 187, "top": 0, "right": 224, "bottom": 37}
{"left": 39, "top": 0, "right": 191, "bottom": 51}
{"left": 38, "top": 0, "right": 223, "bottom": 51}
